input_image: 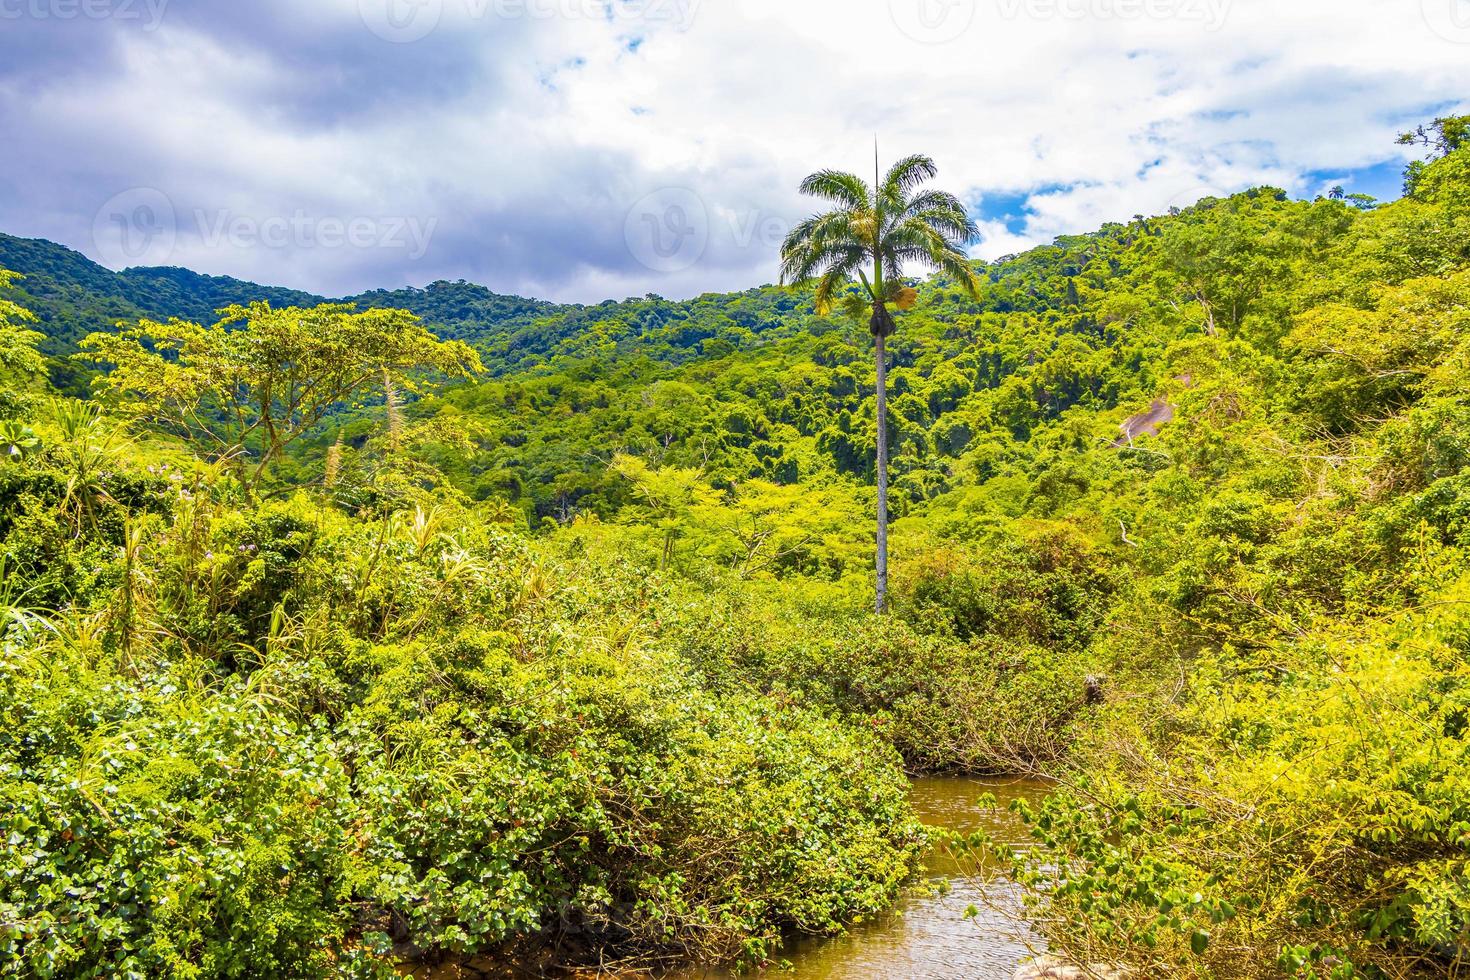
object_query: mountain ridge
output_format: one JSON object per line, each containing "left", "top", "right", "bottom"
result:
{"left": 0, "top": 232, "right": 561, "bottom": 353}
{"left": 0, "top": 230, "right": 834, "bottom": 385}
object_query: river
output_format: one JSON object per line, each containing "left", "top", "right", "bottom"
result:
{"left": 403, "top": 775, "right": 1050, "bottom": 980}
{"left": 670, "top": 774, "right": 1051, "bottom": 980}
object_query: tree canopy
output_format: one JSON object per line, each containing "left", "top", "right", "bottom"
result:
{"left": 81, "top": 302, "right": 482, "bottom": 485}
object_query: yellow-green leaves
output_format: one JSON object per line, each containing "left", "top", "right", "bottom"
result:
{"left": 80, "top": 302, "right": 483, "bottom": 488}
{"left": 0, "top": 269, "right": 46, "bottom": 407}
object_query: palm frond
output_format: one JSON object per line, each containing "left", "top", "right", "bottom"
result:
{"left": 780, "top": 211, "right": 868, "bottom": 286}
{"left": 783, "top": 150, "right": 979, "bottom": 315}
{"left": 900, "top": 191, "right": 979, "bottom": 244}
{"left": 797, "top": 170, "right": 871, "bottom": 210}
{"left": 813, "top": 254, "right": 867, "bottom": 314}
{"left": 892, "top": 244, "right": 981, "bottom": 296}
{"left": 884, "top": 154, "right": 939, "bottom": 196}
{"left": 901, "top": 189, "right": 964, "bottom": 217}
{"left": 888, "top": 221, "right": 954, "bottom": 258}
{"left": 781, "top": 242, "right": 867, "bottom": 288}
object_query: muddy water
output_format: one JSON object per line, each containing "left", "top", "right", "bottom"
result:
{"left": 671, "top": 775, "right": 1051, "bottom": 980}
{"left": 403, "top": 776, "right": 1050, "bottom": 980}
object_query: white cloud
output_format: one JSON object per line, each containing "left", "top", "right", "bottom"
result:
{"left": 0, "top": 0, "right": 1466, "bottom": 301}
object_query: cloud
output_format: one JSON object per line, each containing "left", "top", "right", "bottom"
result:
{"left": 0, "top": 0, "right": 1466, "bottom": 302}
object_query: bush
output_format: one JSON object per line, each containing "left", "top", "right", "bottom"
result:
{"left": 342, "top": 628, "right": 922, "bottom": 965}
{"left": 659, "top": 582, "right": 1099, "bottom": 772}
{"left": 0, "top": 493, "right": 924, "bottom": 977}
{"left": 0, "top": 653, "right": 358, "bottom": 979}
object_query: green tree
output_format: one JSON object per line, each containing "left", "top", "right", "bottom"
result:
{"left": 1399, "top": 114, "right": 1470, "bottom": 197}
{"left": 1398, "top": 115, "right": 1470, "bottom": 158}
{"left": 611, "top": 452, "right": 718, "bottom": 566}
{"left": 81, "top": 302, "right": 482, "bottom": 488}
{"left": 0, "top": 269, "right": 46, "bottom": 415}
{"left": 780, "top": 151, "right": 980, "bottom": 612}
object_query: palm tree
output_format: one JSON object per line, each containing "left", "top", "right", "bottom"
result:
{"left": 780, "top": 150, "right": 979, "bottom": 613}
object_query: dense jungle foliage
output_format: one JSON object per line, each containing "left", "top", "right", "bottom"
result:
{"left": 1, "top": 119, "right": 1469, "bottom": 978}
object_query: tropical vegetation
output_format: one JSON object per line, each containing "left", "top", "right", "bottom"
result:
{"left": 780, "top": 150, "right": 980, "bottom": 611}
{"left": 0, "top": 117, "right": 1467, "bottom": 977}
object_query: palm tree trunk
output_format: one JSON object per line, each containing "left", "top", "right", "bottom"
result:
{"left": 874, "top": 331, "right": 889, "bottom": 615}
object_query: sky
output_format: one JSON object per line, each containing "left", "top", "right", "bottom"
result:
{"left": 1, "top": 0, "right": 1467, "bottom": 304}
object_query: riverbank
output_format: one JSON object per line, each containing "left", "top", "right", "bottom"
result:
{"left": 402, "top": 776, "right": 1051, "bottom": 980}
{"left": 669, "top": 775, "right": 1050, "bottom": 979}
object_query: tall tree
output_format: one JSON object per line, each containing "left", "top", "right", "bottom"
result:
{"left": 780, "top": 151, "right": 979, "bottom": 613}
{"left": 81, "top": 302, "right": 482, "bottom": 489}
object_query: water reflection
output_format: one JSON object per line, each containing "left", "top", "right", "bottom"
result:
{"left": 671, "top": 775, "right": 1050, "bottom": 980}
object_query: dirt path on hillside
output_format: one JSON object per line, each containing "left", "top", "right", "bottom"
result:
{"left": 1111, "top": 375, "right": 1191, "bottom": 448}
{"left": 1112, "top": 398, "right": 1175, "bottom": 447}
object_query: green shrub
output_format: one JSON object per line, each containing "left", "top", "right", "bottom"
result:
{"left": 0, "top": 494, "right": 924, "bottom": 977}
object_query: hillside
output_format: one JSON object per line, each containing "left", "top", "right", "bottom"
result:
{"left": 0, "top": 234, "right": 821, "bottom": 380}
{"left": 2, "top": 120, "right": 1470, "bottom": 978}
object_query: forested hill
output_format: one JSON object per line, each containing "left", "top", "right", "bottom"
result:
{"left": 4, "top": 123, "right": 1470, "bottom": 979}
{"left": 0, "top": 232, "right": 813, "bottom": 376}
{"left": 2, "top": 228, "right": 857, "bottom": 386}
{"left": 0, "top": 178, "right": 1394, "bottom": 395}
{"left": 10, "top": 164, "right": 1466, "bottom": 526}
{"left": 3, "top": 172, "right": 1411, "bottom": 396}
{"left": 0, "top": 233, "right": 326, "bottom": 354}
{"left": 291, "top": 171, "right": 1470, "bottom": 523}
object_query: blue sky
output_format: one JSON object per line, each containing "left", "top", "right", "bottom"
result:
{"left": 0, "top": 0, "right": 1466, "bottom": 302}
{"left": 1302, "top": 159, "right": 1412, "bottom": 202}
